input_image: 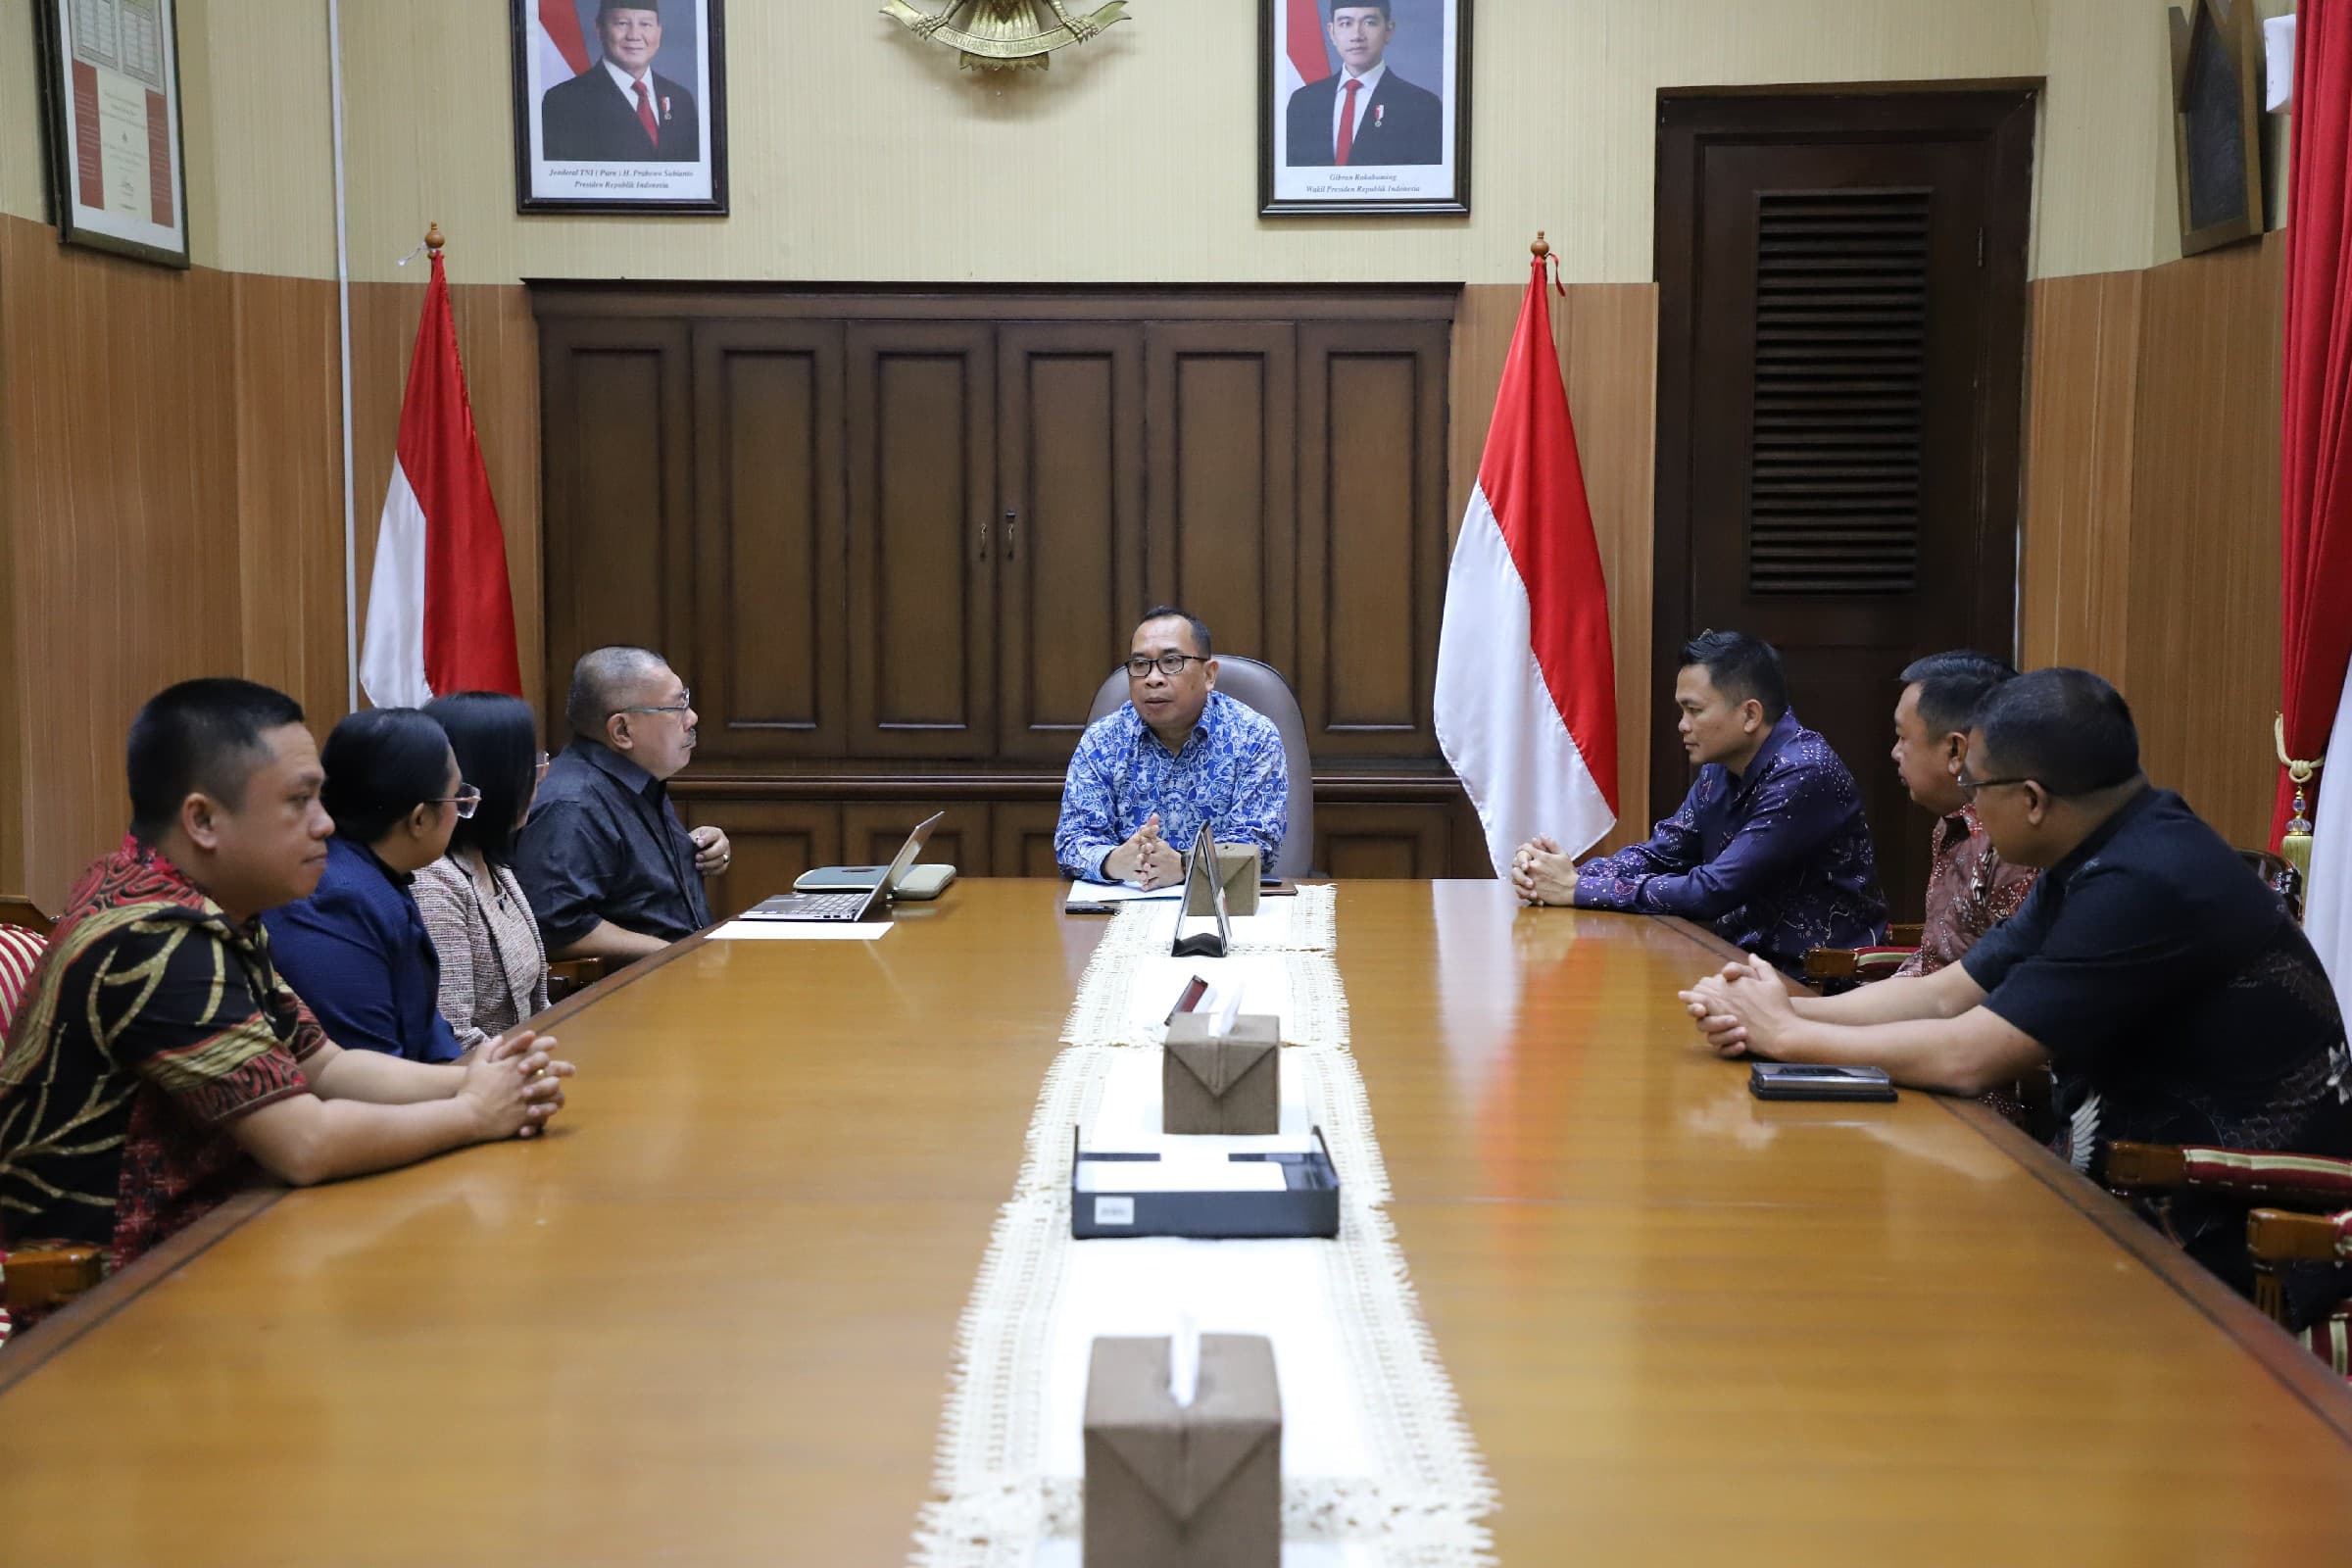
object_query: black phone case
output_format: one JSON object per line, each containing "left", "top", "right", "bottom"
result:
{"left": 1748, "top": 1068, "right": 1897, "bottom": 1102}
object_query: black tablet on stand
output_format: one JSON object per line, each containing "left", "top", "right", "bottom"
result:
{"left": 1170, "top": 821, "right": 1231, "bottom": 958}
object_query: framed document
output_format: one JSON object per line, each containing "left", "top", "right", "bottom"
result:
{"left": 32, "top": 0, "right": 191, "bottom": 268}
{"left": 512, "top": 0, "right": 729, "bottom": 215}
{"left": 1262, "top": 0, "right": 1471, "bottom": 217}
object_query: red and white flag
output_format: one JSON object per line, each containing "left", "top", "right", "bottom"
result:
{"left": 1276, "top": 0, "right": 1330, "bottom": 98}
{"left": 534, "top": 0, "right": 593, "bottom": 86}
{"left": 359, "top": 248, "right": 523, "bottom": 708}
{"left": 1434, "top": 257, "right": 1619, "bottom": 874}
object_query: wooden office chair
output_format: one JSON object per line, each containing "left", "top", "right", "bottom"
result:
{"left": 1085, "top": 655, "right": 1314, "bottom": 878}
{"left": 2106, "top": 1139, "right": 2352, "bottom": 1372}
{"left": 0, "top": 1242, "right": 106, "bottom": 1345}
{"left": 546, "top": 957, "right": 611, "bottom": 1004}
{"left": 0, "top": 897, "right": 52, "bottom": 1040}
{"left": 1802, "top": 924, "right": 1925, "bottom": 988}
{"left": 2236, "top": 849, "right": 2305, "bottom": 922}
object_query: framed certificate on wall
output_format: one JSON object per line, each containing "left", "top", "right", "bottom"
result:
{"left": 512, "top": 0, "right": 730, "bottom": 216}
{"left": 31, "top": 0, "right": 192, "bottom": 268}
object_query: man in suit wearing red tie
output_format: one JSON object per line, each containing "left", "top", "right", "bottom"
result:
{"left": 541, "top": 2, "right": 702, "bottom": 164}
{"left": 1284, "top": 2, "right": 1444, "bottom": 168}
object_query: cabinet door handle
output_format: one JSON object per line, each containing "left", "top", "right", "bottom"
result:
{"left": 977, "top": 517, "right": 990, "bottom": 561}
{"left": 1004, "top": 509, "right": 1018, "bottom": 560}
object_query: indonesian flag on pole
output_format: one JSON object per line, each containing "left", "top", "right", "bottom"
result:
{"left": 1277, "top": 0, "right": 1331, "bottom": 97}
{"left": 535, "top": 0, "right": 593, "bottom": 85}
{"left": 1434, "top": 256, "right": 1619, "bottom": 875}
{"left": 359, "top": 247, "right": 523, "bottom": 708}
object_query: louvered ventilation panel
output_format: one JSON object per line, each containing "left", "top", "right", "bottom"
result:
{"left": 1747, "top": 189, "right": 1930, "bottom": 596}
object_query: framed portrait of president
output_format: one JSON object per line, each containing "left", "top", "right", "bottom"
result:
{"left": 511, "top": 0, "right": 728, "bottom": 215}
{"left": 1261, "top": 0, "right": 1470, "bottom": 217}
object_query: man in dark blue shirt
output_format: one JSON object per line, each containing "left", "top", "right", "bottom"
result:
{"left": 1683, "top": 668, "right": 2352, "bottom": 1325}
{"left": 1514, "top": 629, "right": 1886, "bottom": 974}
{"left": 514, "top": 647, "right": 728, "bottom": 960}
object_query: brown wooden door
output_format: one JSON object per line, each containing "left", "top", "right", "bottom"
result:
{"left": 538, "top": 317, "right": 695, "bottom": 709}
{"left": 1653, "top": 90, "right": 2034, "bottom": 924}
{"left": 1144, "top": 323, "right": 1298, "bottom": 675}
{"left": 846, "top": 322, "right": 998, "bottom": 758}
{"left": 688, "top": 320, "right": 847, "bottom": 763}
{"left": 1296, "top": 320, "right": 1450, "bottom": 760}
{"left": 996, "top": 324, "right": 1146, "bottom": 760}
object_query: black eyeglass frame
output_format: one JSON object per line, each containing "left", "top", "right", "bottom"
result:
{"left": 1123, "top": 654, "right": 1209, "bottom": 678}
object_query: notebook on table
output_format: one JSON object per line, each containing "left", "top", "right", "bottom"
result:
{"left": 741, "top": 812, "right": 943, "bottom": 924}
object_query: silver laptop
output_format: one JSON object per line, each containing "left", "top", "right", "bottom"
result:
{"left": 740, "top": 812, "right": 944, "bottom": 924}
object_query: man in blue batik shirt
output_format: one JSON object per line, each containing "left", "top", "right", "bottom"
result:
{"left": 1055, "top": 607, "right": 1289, "bottom": 886}
{"left": 1512, "top": 629, "right": 1887, "bottom": 974}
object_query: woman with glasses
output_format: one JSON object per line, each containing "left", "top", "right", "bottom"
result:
{"left": 263, "top": 708, "right": 475, "bottom": 1062}
{"left": 415, "top": 693, "right": 553, "bottom": 1054}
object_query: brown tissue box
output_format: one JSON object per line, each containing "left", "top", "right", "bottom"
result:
{"left": 1184, "top": 845, "right": 1261, "bottom": 916}
{"left": 1083, "top": 1334, "right": 1282, "bottom": 1568}
{"left": 1162, "top": 1012, "right": 1280, "bottom": 1135}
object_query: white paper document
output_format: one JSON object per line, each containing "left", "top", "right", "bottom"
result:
{"left": 708, "top": 920, "right": 892, "bottom": 941}
{"left": 1065, "top": 879, "right": 1182, "bottom": 909}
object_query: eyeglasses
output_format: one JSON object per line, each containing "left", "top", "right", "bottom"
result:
{"left": 615, "top": 688, "right": 693, "bottom": 717}
{"left": 535, "top": 751, "right": 552, "bottom": 782}
{"left": 1952, "top": 767, "right": 2032, "bottom": 796}
{"left": 1125, "top": 654, "right": 1207, "bottom": 678}
{"left": 429, "top": 784, "right": 484, "bottom": 820}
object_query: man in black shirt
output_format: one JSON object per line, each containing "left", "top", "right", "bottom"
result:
{"left": 514, "top": 647, "right": 728, "bottom": 960}
{"left": 1682, "top": 668, "right": 2352, "bottom": 1324}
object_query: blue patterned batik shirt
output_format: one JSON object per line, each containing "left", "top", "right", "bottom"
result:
{"left": 1054, "top": 690, "right": 1289, "bottom": 881}
{"left": 1573, "top": 711, "right": 1887, "bottom": 974}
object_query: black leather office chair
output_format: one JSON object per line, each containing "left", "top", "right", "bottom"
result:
{"left": 1085, "top": 656, "right": 1314, "bottom": 878}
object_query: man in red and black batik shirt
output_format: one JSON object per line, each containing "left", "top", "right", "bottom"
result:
{"left": 0, "top": 680, "right": 576, "bottom": 1329}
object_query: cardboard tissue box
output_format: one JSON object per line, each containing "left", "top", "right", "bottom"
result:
{"left": 1184, "top": 845, "right": 1260, "bottom": 917}
{"left": 1083, "top": 1333, "right": 1281, "bottom": 1567}
{"left": 1162, "top": 1011, "right": 1281, "bottom": 1135}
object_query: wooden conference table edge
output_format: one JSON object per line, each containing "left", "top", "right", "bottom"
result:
{"left": 0, "top": 927, "right": 717, "bottom": 1396}
{"left": 1654, "top": 911, "right": 2352, "bottom": 1444}
{"left": 12, "top": 896, "right": 2352, "bottom": 1451}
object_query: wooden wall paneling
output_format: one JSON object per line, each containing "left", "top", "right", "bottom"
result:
{"left": 991, "top": 799, "right": 1065, "bottom": 879}
{"left": 353, "top": 280, "right": 542, "bottom": 718}
{"left": 0, "top": 219, "right": 243, "bottom": 909}
{"left": 845, "top": 322, "right": 997, "bottom": 758}
{"left": 1144, "top": 323, "right": 1298, "bottom": 676}
{"left": 536, "top": 316, "right": 694, "bottom": 714}
{"left": 2019, "top": 270, "right": 2140, "bottom": 681}
{"left": 2121, "top": 234, "right": 2284, "bottom": 851}
{"left": 1315, "top": 803, "right": 1459, "bottom": 878}
{"left": 996, "top": 323, "right": 1145, "bottom": 760}
{"left": 1296, "top": 320, "right": 1451, "bottom": 760}
{"left": 841, "top": 801, "right": 993, "bottom": 878}
{"left": 230, "top": 272, "right": 348, "bottom": 730}
{"left": 676, "top": 800, "right": 842, "bottom": 919}
{"left": 690, "top": 319, "right": 847, "bottom": 762}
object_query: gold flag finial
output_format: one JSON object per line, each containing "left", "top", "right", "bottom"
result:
{"left": 2275, "top": 712, "right": 2321, "bottom": 900}
{"left": 1531, "top": 231, "right": 1550, "bottom": 259}
{"left": 424, "top": 222, "right": 445, "bottom": 253}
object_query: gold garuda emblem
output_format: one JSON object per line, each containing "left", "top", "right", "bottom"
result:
{"left": 881, "top": 0, "right": 1131, "bottom": 70}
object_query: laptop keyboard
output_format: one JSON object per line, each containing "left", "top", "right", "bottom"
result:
{"left": 762, "top": 891, "right": 869, "bottom": 921}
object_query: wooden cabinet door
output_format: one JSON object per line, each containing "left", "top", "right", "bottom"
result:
{"left": 1144, "top": 323, "right": 1298, "bottom": 678}
{"left": 1296, "top": 321, "right": 1451, "bottom": 760}
{"left": 539, "top": 318, "right": 695, "bottom": 710}
{"left": 997, "top": 324, "right": 1146, "bottom": 760}
{"left": 990, "top": 799, "right": 1067, "bottom": 879}
{"left": 1315, "top": 802, "right": 1458, "bottom": 878}
{"left": 846, "top": 323, "right": 997, "bottom": 758}
{"left": 689, "top": 320, "right": 846, "bottom": 763}
{"left": 841, "top": 801, "right": 993, "bottom": 878}
{"left": 676, "top": 800, "right": 843, "bottom": 919}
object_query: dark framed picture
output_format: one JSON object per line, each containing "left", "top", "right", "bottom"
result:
{"left": 30, "top": 0, "right": 192, "bottom": 268}
{"left": 513, "top": 0, "right": 728, "bottom": 215}
{"left": 1262, "top": 0, "right": 1470, "bottom": 217}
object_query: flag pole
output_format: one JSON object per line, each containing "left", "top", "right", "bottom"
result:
{"left": 329, "top": 0, "right": 357, "bottom": 710}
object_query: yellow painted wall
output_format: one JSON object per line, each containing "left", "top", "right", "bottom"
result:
{"left": 0, "top": 0, "right": 2292, "bottom": 283}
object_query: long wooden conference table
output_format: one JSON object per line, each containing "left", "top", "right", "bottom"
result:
{"left": 5, "top": 880, "right": 2352, "bottom": 1562}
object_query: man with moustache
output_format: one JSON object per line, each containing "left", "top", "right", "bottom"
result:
{"left": 515, "top": 647, "right": 729, "bottom": 958}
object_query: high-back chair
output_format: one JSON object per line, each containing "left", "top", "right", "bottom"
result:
{"left": 1085, "top": 656, "right": 1314, "bottom": 878}
{"left": 2237, "top": 849, "right": 2306, "bottom": 922}
{"left": 0, "top": 896, "right": 52, "bottom": 1041}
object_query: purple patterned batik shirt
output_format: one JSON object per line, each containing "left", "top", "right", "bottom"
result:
{"left": 1574, "top": 712, "right": 1888, "bottom": 974}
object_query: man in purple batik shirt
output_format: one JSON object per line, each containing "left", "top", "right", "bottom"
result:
{"left": 1512, "top": 630, "right": 1887, "bottom": 975}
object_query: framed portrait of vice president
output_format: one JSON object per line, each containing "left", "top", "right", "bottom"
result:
{"left": 1262, "top": 0, "right": 1470, "bottom": 216}
{"left": 512, "top": 0, "right": 728, "bottom": 215}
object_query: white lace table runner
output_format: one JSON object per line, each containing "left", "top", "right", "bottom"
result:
{"left": 910, "top": 902, "right": 1495, "bottom": 1566}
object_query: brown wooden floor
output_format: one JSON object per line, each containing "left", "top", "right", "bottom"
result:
{"left": 3, "top": 880, "right": 2350, "bottom": 1563}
